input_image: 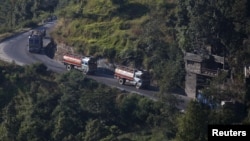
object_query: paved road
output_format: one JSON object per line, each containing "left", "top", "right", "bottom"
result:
{"left": 0, "top": 21, "right": 192, "bottom": 111}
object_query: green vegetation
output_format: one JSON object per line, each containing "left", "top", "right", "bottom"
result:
{"left": 0, "top": 62, "right": 249, "bottom": 141}
{"left": 0, "top": 0, "right": 185, "bottom": 93}
{"left": 0, "top": 0, "right": 57, "bottom": 30}
{"left": 1, "top": 0, "right": 250, "bottom": 140}
{"left": 52, "top": 0, "right": 185, "bottom": 94}
{"left": 0, "top": 0, "right": 58, "bottom": 41}
{"left": 51, "top": 0, "right": 250, "bottom": 99}
{"left": 0, "top": 61, "right": 180, "bottom": 141}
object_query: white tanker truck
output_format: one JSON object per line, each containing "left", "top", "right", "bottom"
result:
{"left": 62, "top": 54, "right": 97, "bottom": 74}
{"left": 114, "top": 65, "right": 151, "bottom": 89}
{"left": 62, "top": 54, "right": 150, "bottom": 88}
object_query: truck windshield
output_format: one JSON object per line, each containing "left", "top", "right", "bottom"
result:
{"left": 89, "top": 59, "right": 97, "bottom": 65}
{"left": 29, "top": 39, "right": 40, "bottom": 44}
{"left": 135, "top": 74, "right": 141, "bottom": 79}
{"left": 141, "top": 73, "right": 150, "bottom": 80}
{"left": 34, "top": 39, "right": 40, "bottom": 44}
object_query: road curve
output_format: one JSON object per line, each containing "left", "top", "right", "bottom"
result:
{"left": 0, "top": 21, "right": 191, "bottom": 110}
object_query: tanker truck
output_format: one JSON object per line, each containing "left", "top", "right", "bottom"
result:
{"left": 114, "top": 65, "right": 150, "bottom": 89}
{"left": 62, "top": 54, "right": 97, "bottom": 74}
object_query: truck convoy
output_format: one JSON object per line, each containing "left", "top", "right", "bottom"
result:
{"left": 114, "top": 65, "right": 150, "bottom": 89}
{"left": 62, "top": 54, "right": 97, "bottom": 74}
{"left": 62, "top": 54, "right": 150, "bottom": 88}
{"left": 28, "top": 29, "right": 51, "bottom": 53}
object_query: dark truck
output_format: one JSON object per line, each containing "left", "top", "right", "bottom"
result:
{"left": 27, "top": 29, "right": 51, "bottom": 53}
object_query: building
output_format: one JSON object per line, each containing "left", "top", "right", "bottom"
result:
{"left": 184, "top": 52, "right": 225, "bottom": 98}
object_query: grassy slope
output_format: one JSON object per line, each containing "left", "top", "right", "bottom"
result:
{"left": 52, "top": 0, "right": 176, "bottom": 57}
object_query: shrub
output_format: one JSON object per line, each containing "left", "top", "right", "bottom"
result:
{"left": 21, "top": 20, "right": 38, "bottom": 28}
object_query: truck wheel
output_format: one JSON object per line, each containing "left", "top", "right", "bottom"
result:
{"left": 89, "top": 71, "right": 95, "bottom": 75}
{"left": 66, "top": 65, "right": 72, "bottom": 71}
{"left": 119, "top": 78, "right": 125, "bottom": 85}
{"left": 136, "top": 83, "right": 141, "bottom": 89}
{"left": 83, "top": 69, "right": 87, "bottom": 74}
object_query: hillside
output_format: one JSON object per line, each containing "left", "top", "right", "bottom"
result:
{"left": 1, "top": 0, "right": 250, "bottom": 140}
{"left": 53, "top": 0, "right": 176, "bottom": 57}
{"left": 52, "top": 0, "right": 250, "bottom": 101}
{"left": 52, "top": 0, "right": 185, "bottom": 93}
{"left": 0, "top": 61, "right": 180, "bottom": 141}
{"left": 0, "top": 61, "right": 249, "bottom": 141}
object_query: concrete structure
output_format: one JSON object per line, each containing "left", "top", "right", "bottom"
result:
{"left": 184, "top": 52, "right": 225, "bottom": 99}
{"left": 244, "top": 65, "right": 250, "bottom": 78}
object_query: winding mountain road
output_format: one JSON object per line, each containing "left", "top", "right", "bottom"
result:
{"left": 0, "top": 21, "right": 191, "bottom": 110}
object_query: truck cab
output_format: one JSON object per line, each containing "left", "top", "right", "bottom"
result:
{"left": 81, "top": 57, "right": 97, "bottom": 74}
{"left": 134, "top": 70, "right": 151, "bottom": 89}
{"left": 28, "top": 33, "right": 43, "bottom": 53}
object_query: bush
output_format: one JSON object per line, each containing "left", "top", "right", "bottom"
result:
{"left": 21, "top": 20, "right": 38, "bottom": 28}
{"left": 0, "top": 26, "right": 13, "bottom": 34}
{"left": 103, "top": 47, "right": 116, "bottom": 61}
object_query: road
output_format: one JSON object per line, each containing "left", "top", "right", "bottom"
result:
{"left": 0, "top": 21, "right": 192, "bottom": 110}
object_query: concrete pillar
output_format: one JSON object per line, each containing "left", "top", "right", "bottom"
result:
{"left": 185, "top": 72, "right": 197, "bottom": 99}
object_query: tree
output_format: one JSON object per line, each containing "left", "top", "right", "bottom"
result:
{"left": 52, "top": 78, "right": 85, "bottom": 140}
{"left": 0, "top": 102, "right": 19, "bottom": 141}
{"left": 79, "top": 86, "right": 118, "bottom": 120}
{"left": 175, "top": 101, "right": 209, "bottom": 141}
{"left": 84, "top": 119, "right": 110, "bottom": 141}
